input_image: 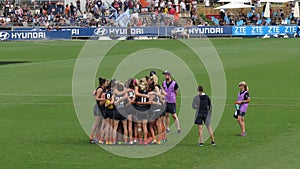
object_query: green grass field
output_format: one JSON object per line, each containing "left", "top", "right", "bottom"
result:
{"left": 1, "top": 39, "right": 300, "bottom": 169}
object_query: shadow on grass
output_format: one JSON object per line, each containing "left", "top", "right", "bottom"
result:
{"left": 0, "top": 61, "right": 31, "bottom": 65}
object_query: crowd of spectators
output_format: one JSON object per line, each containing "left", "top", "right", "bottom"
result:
{"left": 0, "top": 0, "right": 200, "bottom": 28}
{"left": 1, "top": 0, "right": 297, "bottom": 28}
{"left": 216, "top": 1, "right": 299, "bottom": 26}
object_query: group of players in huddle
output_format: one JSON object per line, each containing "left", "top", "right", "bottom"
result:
{"left": 89, "top": 71, "right": 169, "bottom": 145}
{"left": 88, "top": 67, "right": 250, "bottom": 146}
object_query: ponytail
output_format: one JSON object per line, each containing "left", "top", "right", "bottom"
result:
{"left": 245, "top": 84, "right": 249, "bottom": 92}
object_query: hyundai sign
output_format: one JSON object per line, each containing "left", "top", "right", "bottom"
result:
{"left": 0, "top": 31, "right": 71, "bottom": 41}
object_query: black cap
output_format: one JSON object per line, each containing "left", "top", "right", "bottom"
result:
{"left": 162, "top": 70, "right": 171, "bottom": 76}
{"left": 150, "top": 70, "right": 156, "bottom": 76}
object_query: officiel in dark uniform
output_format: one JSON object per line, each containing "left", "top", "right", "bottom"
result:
{"left": 192, "top": 85, "right": 215, "bottom": 146}
{"left": 192, "top": 92, "right": 212, "bottom": 126}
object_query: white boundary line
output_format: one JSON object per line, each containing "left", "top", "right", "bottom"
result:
{"left": 0, "top": 93, "right": 300, "bottom": 101}
{"left": 0, "top": 102, "right": 299, "bottom": 107}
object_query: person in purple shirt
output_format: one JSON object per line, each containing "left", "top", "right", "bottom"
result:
{"left": 162, "top": 70, "right": 181, "bottom": 134}
{"left": 235, "top": 81, "right": 250, "bottom": 137}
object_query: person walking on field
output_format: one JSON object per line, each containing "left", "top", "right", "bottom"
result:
{"left": 192, "top": 86, "right": 215, "bottom": 146}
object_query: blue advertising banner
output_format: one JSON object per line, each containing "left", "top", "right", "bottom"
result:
{"left": 187, "top": 26, "right": 232, "bottom": 36}
{"left": 232, "top": 26, "right": 298, "bottom": 36}
{"left": 14, "top": 26, "right": 232, "bottom": 37}
{"left": 12, "top": 26, "right": 297, "bottom": 37}
{"left": 0, "top": 30, "right": 71, "bottom": 41}
{"left": 13, "top": 27, "right": 164, "bottom": 37}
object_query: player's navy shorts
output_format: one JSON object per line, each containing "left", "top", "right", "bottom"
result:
{"left": 149, "top": 107, "right": 163, "bottom": 122}
{"left": 165, "top": 103, "right": 176, "bottom": 114}
{"left": 136, "top": 106, "right": 149, "bottom": 121}
{"left": 137, "top": 110, "right": 149, "bottom": 121}
{"left": 125, "top": 105, "right": 136, "bottom": 116}
{"left": 113, "top": 108, "right": 127, "bottom": 121}
{"left": 160, "top": 110, "right": 166, "bottom": 117}
{"left": 104, "top": 108, "right": 114, "bottom": 119}
{"left": 93, "top": 104, "right": 101, "bottom": 116}
{"left": 194, "top": 113, "right": 211, "bottom": 125}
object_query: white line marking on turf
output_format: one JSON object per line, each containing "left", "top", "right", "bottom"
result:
{"left": 0, "top": 103, "right": 75, "bottom": 106}
{"left": 0, "top": 103, "right": 299, "bottom": 107}
{"left": 0, "top": 93, "right": 300, "bottom": 101}
{"left": 34, "top": 41, "right": 58, "bottom": 45}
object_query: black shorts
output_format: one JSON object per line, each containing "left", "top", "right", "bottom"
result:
{"left": 194, "top": 113, "right": 211, "bottom": 125}
{"left": 136, "top": 110, "right": 149, "bottom": 121}
{"left": 104, "top": 108, "right": 114, "bottom": 119}
{"left": 93, "top": 104, "right": 101, "bottom": 116}
{"left": 113, "top": 108, "right": 127, "bottom": 121}
{"left": 149, "top": 108, "right": 162, "bottom": 122}
{"left": 165, "top": 103, "right": 176, "bottom": 114}
{"left": 160, "top": 110, "right": 166, "bottom": 117}
{"left": 136, "top": 106, "right": 149, "bottom": 121}
{"left": 98, "top": 105, "right": 105, "bottom": 117}
{"left": 125, "top": 105, "right": 136, "bottom": 116}
{"left": 238, "top": 111, "right": 246, "bottom": 117}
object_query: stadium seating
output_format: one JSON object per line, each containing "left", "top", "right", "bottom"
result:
{"left": 266, "top": 18, "right": 271, "bottom": 25}
{"left": 224, "top": 16, "right": 230, "bottom": 25}
{"left": 285, "top": 18, "right": 291, "bottom": 25}
{"left": 247, "top": 12, "right": 252, "bottom": 19}
{"left": 236, "top": 20, "right": 244, "bottom": 26}
{"left": 256, "top": 19, "right": 262, "bottom": 25}
{"left": 211, "top": 16, "right": 220, "bottom": 26}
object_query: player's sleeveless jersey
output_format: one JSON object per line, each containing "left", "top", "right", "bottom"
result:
{"left": 105, "top": 90, "right": 114, "bottom": 110}
{"left": 95, "top": 86, "right": 105, "bottom": 106}
{"left": 152, "top": 94, "right": 162, "bottom": 110}
{"left": 154, "top": 84, "right": 166, "bottom": 109}
{"left": 126, "top": 89, "right": 136, "bottom": 115}
{"left": 114, "top": 93, "right": 127, "bottom": 120}
{"left": 105, "top": 90, "right": 112, "bottom": 100}
{"left": 114, "top": 94, "right": 126, "bottom": 109}
{"left": 135, "top": 90, "right": 150, "bottom": 111}
{"left": 128, "top": 90, "right": 135, "bottom": 99}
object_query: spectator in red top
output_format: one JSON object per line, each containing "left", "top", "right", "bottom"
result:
{"left": 65, "top": 4, "right": 70, "bottom": 16}
{"left": 112, "top": 0, "right": 120, "bottom": 11}
{"left": 169, "top": 7, "right": 176, "bottom": 15}
{"left": 137, "top": 18, "right": 143, "bottom": 26}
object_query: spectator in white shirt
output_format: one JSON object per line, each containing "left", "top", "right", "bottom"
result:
{"left": 180, "top": 0, "right": 186, "bottom": 16}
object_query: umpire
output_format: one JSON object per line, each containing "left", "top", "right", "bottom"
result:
{"left": 192, "top": 86, "right": 215, "bottom": 146}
